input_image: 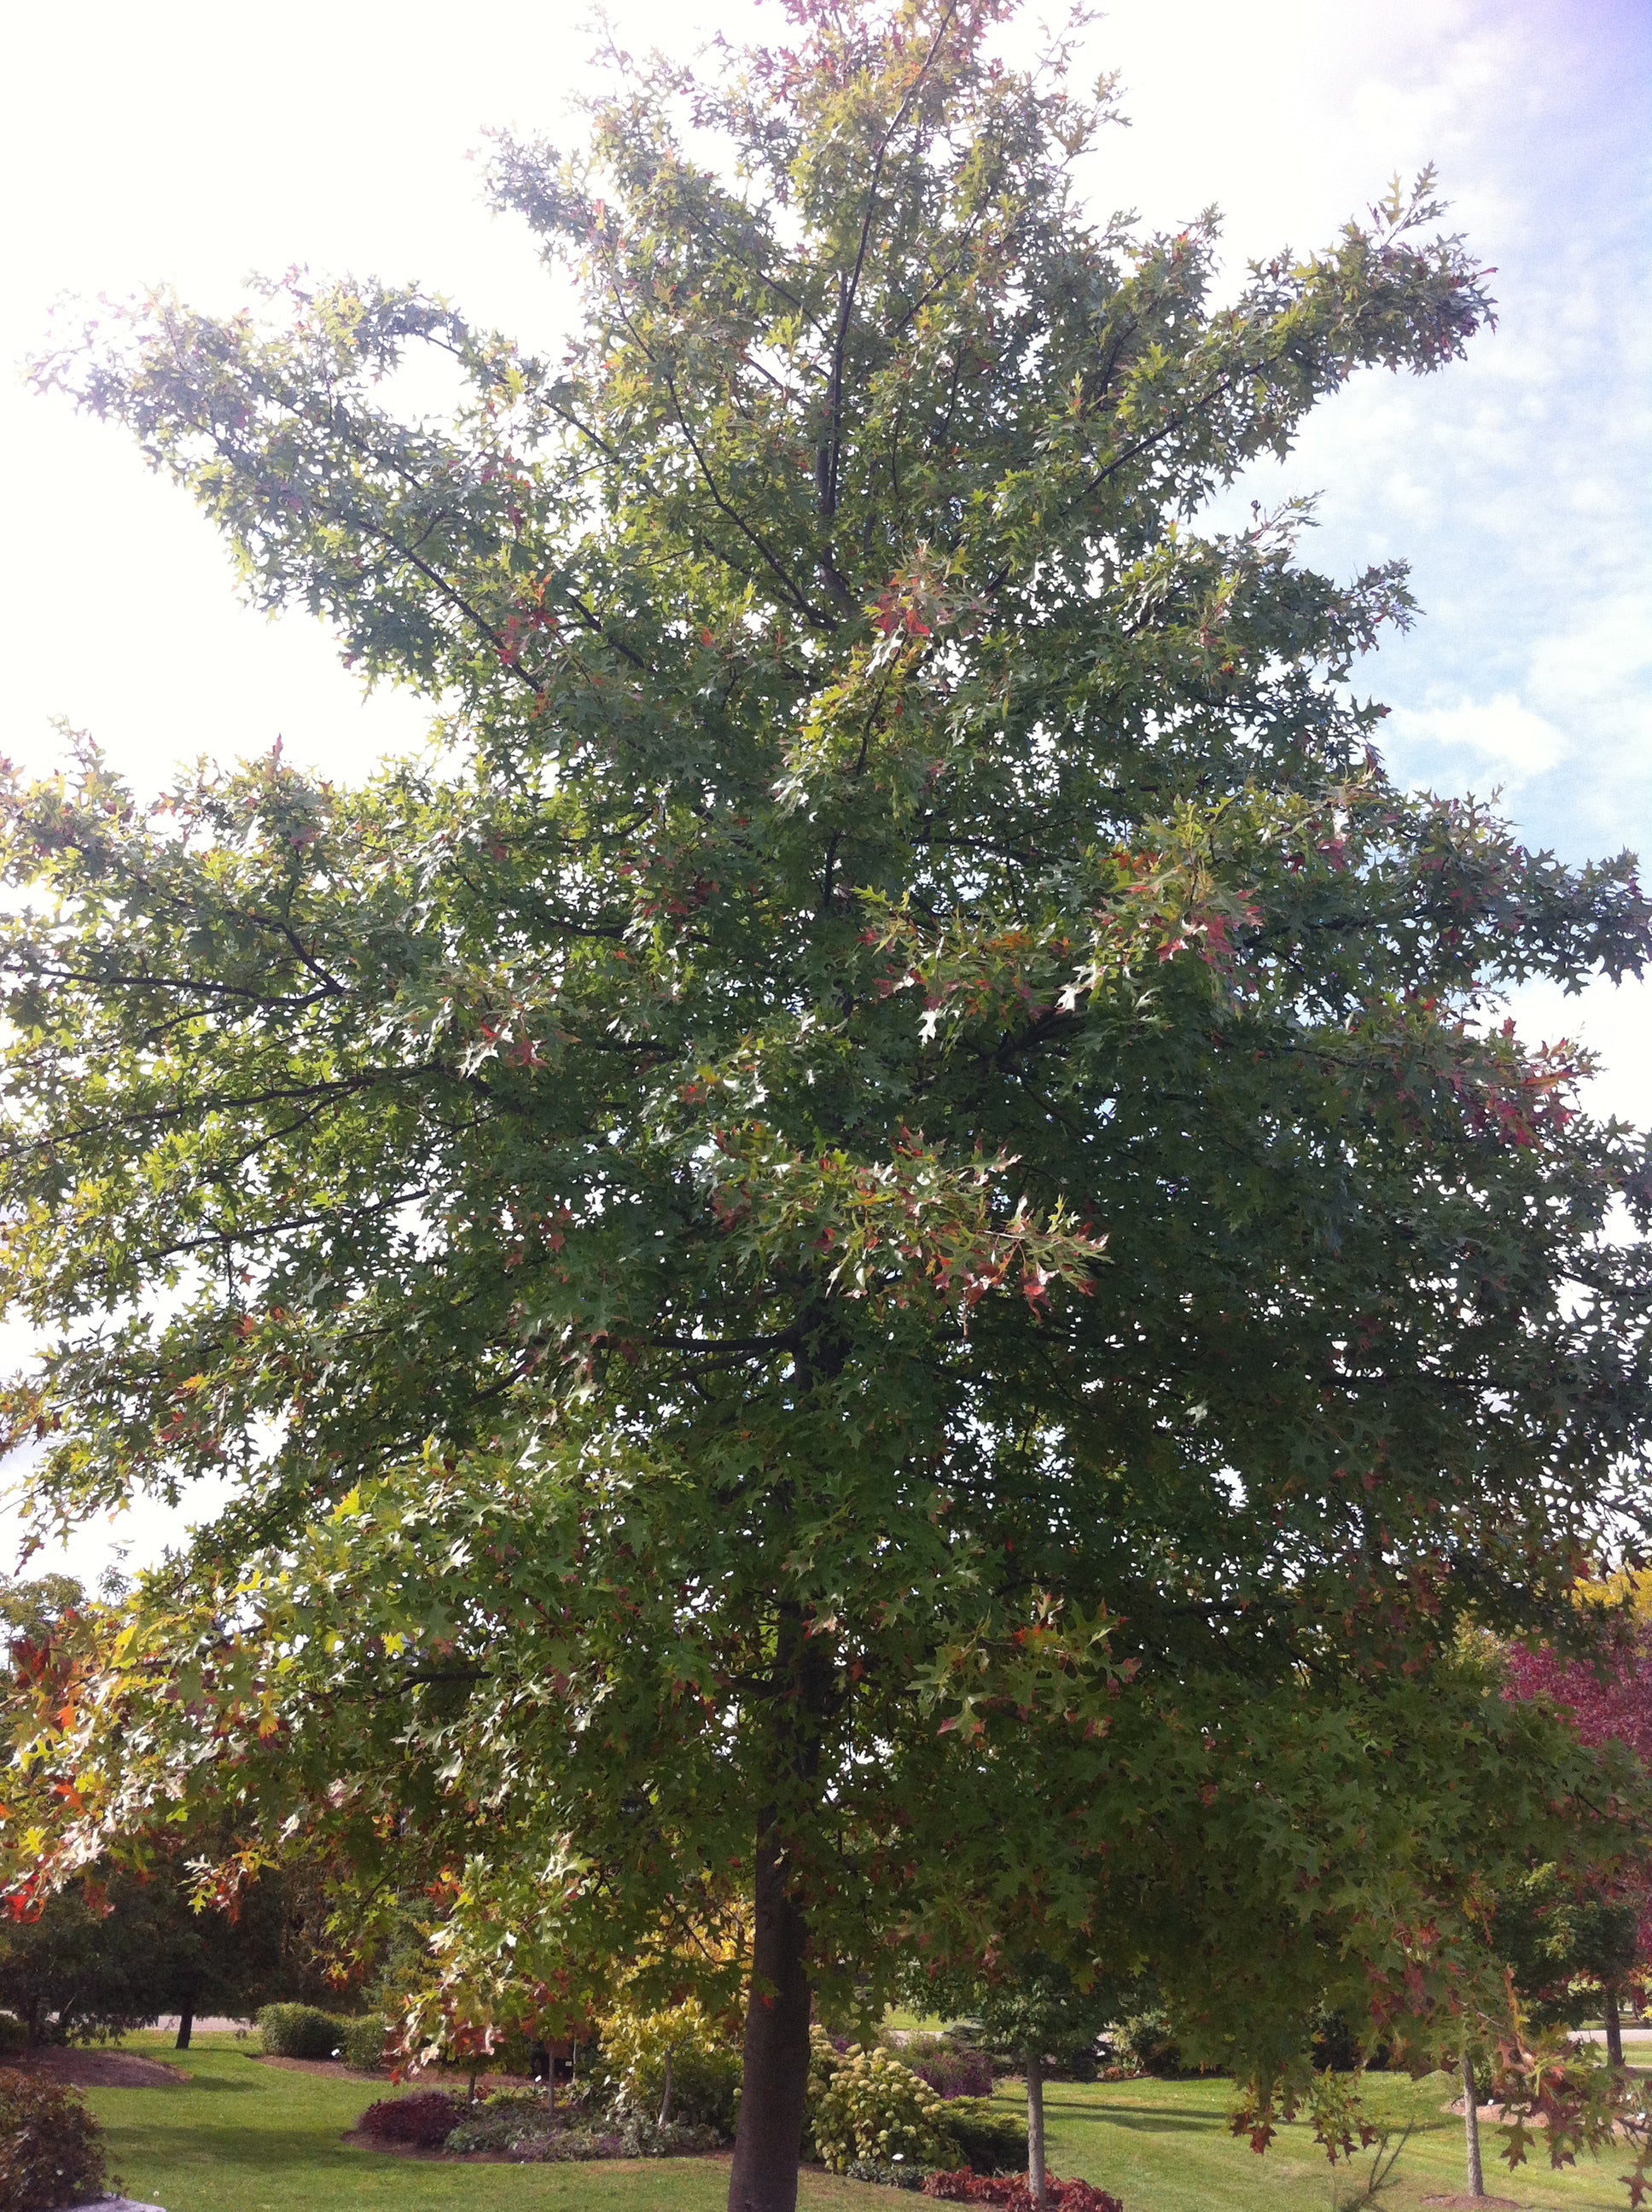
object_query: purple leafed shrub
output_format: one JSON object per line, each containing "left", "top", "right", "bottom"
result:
{"left": 893, "top": 2034, "right": 996, "bottom": 2099}
{"left": 356, "top": 2091, "right": 464, "bottom": 2147}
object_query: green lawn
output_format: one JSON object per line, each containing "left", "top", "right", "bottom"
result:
{"left": 85, "top": 2035, "right": 883, "bottom": 2212}
{"left": 1033, "top": 2069, "right": 1638, "bottom": 2210}
{"left": 79, "top": 2035, "right": 1643, "bottom": 2212}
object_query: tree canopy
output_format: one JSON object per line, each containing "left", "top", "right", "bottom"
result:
{"left": 4, "top": 3, "right": 1652, "bottom": 2208}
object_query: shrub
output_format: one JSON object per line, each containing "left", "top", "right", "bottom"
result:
{"left": 1108, "top": 2011, "right": 1179, "bottom": 2079}
{"left": 808, "top": 2042, "right": 953, "bottom": 2175}
{"left": 0, "top": 2023, "right": 24, "bottom": 2061}
{"left": 1308, "top": 2007, "right": 1387, "bottom": 2073}
{"left": 441, "top": 2099, "right": 719, "bottom": 2163}
{"left": 340, "top": 2015, "right": 387, "bottom": 2072}
{"left": 442, "top": 2093, "right": 554, "bottom": 2156}
{"left": 892, "top": 2034, "right": 996, "bottom": 2099}
{"left": 922, "top": 2174, "right": 1123, "bottom": 2211}
{"left": 846, "top": 2157, "right": 929, "bottom": 2189}
{"left": 509, "top": 2125, "right": 630, "bottom": 2162}
{"left": 357, "top": 2091, "right": 462, "bottom": 2147}
{"left": 938, "top": 2098, "right": 1027, "bottom": 2174}
{"left": 599, "top": 1998, "right": 740, "bottom": 2137}
{"left": 258, "top": 2002, "right": 348, "bottom": 2060}
{"left": 0, "top": 2069, "right": 109, "bottom": 2212}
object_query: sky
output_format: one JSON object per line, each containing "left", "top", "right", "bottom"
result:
{"left": 1, "top": 0, "right": 1648, "bottom": 1580}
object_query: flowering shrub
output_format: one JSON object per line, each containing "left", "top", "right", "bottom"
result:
{"left": 357, "top": 2091, "right": 463, "bottom": 2146}
{"left": 599, "top": 1998, "right": 740, "bottom": 2137}
{"left": 809, "top": 2041, "right": 954, "bottom": 2175}
{"left": 893, "top": 2035, "right": 997, "bottom": 2099}
{"left": 1108, "top": 2011, "right": 1180, "bottom": 2079}
{"left": 0, "top": 2069, "right": 109, "bottom": 2212}
{"left": 922, "top": 2173, "right": 1123, "bottom": 2210}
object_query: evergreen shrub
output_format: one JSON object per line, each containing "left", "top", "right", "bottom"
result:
{"left": 340, "top": 2016, "right": 387, "bottom": 2071}
{"left": 939, "top": 2098, "right": 1027, "bottom": 2174}
{"left": 257, "top": 2002, "right": 347, "bottom": 2059}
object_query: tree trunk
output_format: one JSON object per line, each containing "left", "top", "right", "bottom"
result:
{"left": 727, "top": 1829, "right": 813, "bottom": 2212}
{"left": 1606, "top": 1988, "right": 1625, "bottom": 2069}
{"left": 175, "top": 2003, "right": 194, "bottom": 2052}
{"left": 1462, "top": 2044, "right": 1484, "bottom": 2199}
{"left": 659, "top": 2046, "right": 675, "bottom": 2132}
{"left": 1027, "top": 2050, "right": 1048, "bottom": 2212}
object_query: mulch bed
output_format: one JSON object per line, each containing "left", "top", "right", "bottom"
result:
{"left": 1420, "top": 2197, "right": 1521, "bottom": 2209}
{"left": 2, "top": 2048, "right": 184, "bottom": 2089}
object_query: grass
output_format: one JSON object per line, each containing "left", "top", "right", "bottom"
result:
{"left": 83, "top": 2034, "right": 885, "bottom": 2212}
{"left": 73, "top": 2034, "right": 1645, "bottom": 2212}
{"left": 1032, "top": 2069, "right": 1639, "bottom": 2211}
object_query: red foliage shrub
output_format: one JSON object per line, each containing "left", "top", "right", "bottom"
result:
{"left": 0, "top": 2068, "right": 109, "bottom": 2212}
{"left": 922, "top": 2173, "right": 1122, "bottom": 2211}
{"left": 356, "top": 2090, "right": 464, "bottom": 2147}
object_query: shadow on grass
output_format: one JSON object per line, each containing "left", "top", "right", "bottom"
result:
{"left": 108, "top": 2122, "right": 357, "bottom": 2157}
{"left": 1048, "top": 2105, "right": 1213, "bottom": 2136}
{"left": 143, "top": 2072, "right": 265, "bottom": 2097}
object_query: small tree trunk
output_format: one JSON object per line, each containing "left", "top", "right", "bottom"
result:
{"left": 175, "top": 2004, "right": 194, "bottom": 2052}
{"left": 546, "top": 2048, "right": 558, "bottom": 2124}
{"left": 659, "top": 2046, "right": 675, "bottom": 2132}
{"left": 1462, "top": 2044, "right": 1485, "bottom": 2199}
{"left": 1607, "top": 1988, "right": 1625, "bottom": 2069}
{"left": 727, "top": 1829, "right": 812, "bottom": 2212}
{"left": 1027, "top": 2050, "right": 1048, "bottom": 2212}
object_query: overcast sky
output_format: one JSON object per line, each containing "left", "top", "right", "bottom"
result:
{"left": 2, "top": 0, "right": 1648, "bottom": 1580}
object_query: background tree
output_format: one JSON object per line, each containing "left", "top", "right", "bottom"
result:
{"left": 1505, "top": 1601, "right": 1652, "bottom": 2069}
{"left": 5, "top": 3, "right": 1652, "bottom": 2209}
{"left": 0, "top": 1858, "right": 290, "bottom": 2050}
{"left": 916, "top": 1959, "right": 1120, "bottom": 2209}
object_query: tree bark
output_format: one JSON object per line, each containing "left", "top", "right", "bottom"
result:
{"left": 1606, "top": 1988, "right": 1625, "bottom": 2069}
{"left": 175, "top": 2003, "right": 194, "bottom": 2052}
{"left": 1027, "top": 2050, "right": 1048, "bottom": 2212}
{"left": 1462, "top": 2043, "right": 1485, "bottom": 2199}
{"left": 659, "top": 2046, "right": 675, "bottom": 2132}
{"left": 727, "top": 1830, "right": 813, "bottom": 2212}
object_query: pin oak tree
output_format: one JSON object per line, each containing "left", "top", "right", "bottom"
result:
{"left": 6, "top": 5, "right": 1652, "bottom": 2209}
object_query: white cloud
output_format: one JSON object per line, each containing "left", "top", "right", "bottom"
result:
{"left": 1528, "top": 594, "right": 1652, "bottom": 732}
{"left": 1386, "top": 691, "right": 1568, "bottom": 782}
{"left": 1506, "top": 973, "right": 1652, "bottom": 1132}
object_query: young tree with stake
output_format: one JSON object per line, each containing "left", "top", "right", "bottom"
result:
{"left": 6, "top": 6, "right": 1652, "bottom": 2210}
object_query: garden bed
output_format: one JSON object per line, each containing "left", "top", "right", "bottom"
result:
{"left": 3, "top": 2047, "right": 183, "bottom": 2089}
{"left": 340, "top": 2129, "right": 729, "bottom": 2167}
